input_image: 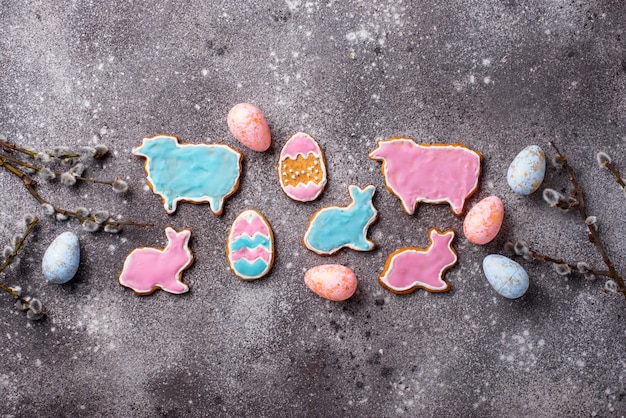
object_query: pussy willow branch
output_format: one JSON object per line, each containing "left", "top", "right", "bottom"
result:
{"left": 0, "top": 216, "right": 39, "bottom": 304}
{"left": 524, "top": 248, "right": 611, "bottom": 278}
{"left": 0, "top": 140, "right": 78, "bottom": 160}
{"left": 603, "top": 161, "right": 626, "bottom": 190}
{"left": 0, "top": 155, "right": 153, "bottom": 228}
{"left": 550, "top": 141, "right": 626, "bottom": 297}
{"left": 2, "top": 152, "right": 118, "bottom": 186}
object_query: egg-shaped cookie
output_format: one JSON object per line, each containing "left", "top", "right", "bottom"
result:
{"left": 278, "top": 132, "right": 327, "bottom": 202}
{"left": 227, "top": 210, "right": 274, "bottom": 280}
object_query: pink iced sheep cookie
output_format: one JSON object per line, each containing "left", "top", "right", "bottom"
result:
{"left": 369, "top": 138, "right": 482, "bottom": 216}
{"left": 119, "top": 227, "right": 193, "bottom": 295}
{"left": 379, "top": 228, "right": 458, "bottom": 294}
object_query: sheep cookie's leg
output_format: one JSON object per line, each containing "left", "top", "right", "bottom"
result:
{"left": 449, "top": 196, "right": 466, "bottom": 216}
{"left": 164, "top": 196, "right": 178, "bottom": 215}
{"left": 400, "top": 198, "right": 416, "bottom": 216}
{"left": 208, "top": 196, "right": 224, "bottom": 215}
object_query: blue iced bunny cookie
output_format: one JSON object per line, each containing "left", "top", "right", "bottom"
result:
{"left": 303, "top": 185, "right": 378, "bottom": 255}
{"left": 133, "top": 135, "right": 243, "bottom": 215}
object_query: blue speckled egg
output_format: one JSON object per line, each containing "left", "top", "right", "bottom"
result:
{"left": 482, "top": 254, "right": 529, "bottom": 299}
{"left": 42, "top": 231, "right": 80, "bottom": 284}
{"left": 507, "top": 145, "right": 546, "bottom": 195}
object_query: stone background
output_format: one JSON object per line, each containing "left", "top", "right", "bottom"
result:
{"left": 1, "top": 1, "right": 625, "bottom": 416}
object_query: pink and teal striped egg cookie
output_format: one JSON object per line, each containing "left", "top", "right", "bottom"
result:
{"left": 227, "top": 210, "right": 274, "bottom": 280}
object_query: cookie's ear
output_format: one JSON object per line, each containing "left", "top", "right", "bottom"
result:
{"left": 132, "top": 136, "right": 158, "bottom": 157}
{"left": 165, "top": 227, "right": 177, "bottom": 242}
{"left": 349, "top": 185, "right": 375, "bottom": 203}
{"left": 132, "top": 140, "right": 148, "bottom": 157}
{"left": 429, "top": 229, "right": 455, "bottom": 247}
{"left": 133, "top": 136, "right": 178, "bottom": 157}
{"left": 368, "top": 141, "right": 387, "bottom": 159}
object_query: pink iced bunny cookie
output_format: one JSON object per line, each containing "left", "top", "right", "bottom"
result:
{"left": 119, "top": 227, "right": 193, "bottom": 295}
{"left": 369, "top": 138, "right": 481, "bottom": 216}
{"left": 378, "top": 228, "right": 457, "bottom": 294}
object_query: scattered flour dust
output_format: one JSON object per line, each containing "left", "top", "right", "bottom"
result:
{"left": 498, "top": 329, "right": 544, "bottom": 372}
{"left": 227, "top": 286, "right": 276, "bottom": 350}
{"left": 284, "top": 0, "right": 301, "bottom": 12}
{"left": 346, "top": 29, "right": 375, "bottom": 43}
{"left": 50, "top": 298, "right": 181, "bottom": 409}
{"left": 1, "top": 372, "right": 20, "bottom": 409}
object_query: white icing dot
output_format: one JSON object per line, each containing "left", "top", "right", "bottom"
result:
{"left": 282, "top": 172, "right": 287, "bottom": 176}
{"left": 289, "top": 169, "right": 294, "bottom": 173}
{"left": 291, "top": 175, "right": 296, "bottom": 179}
{"left": 314, "top": 160, "right": 319, "bottom": 165}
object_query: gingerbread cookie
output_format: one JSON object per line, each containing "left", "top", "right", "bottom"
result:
{"left": 303, "top": 185, "right": 377, "bottom": 255}
{"left": 369, "top": 138, "right": 481, "bottom": 216}
{"left": 378, "top": 228, "right": 457, "bottom": 294}
{"left": 119, "top": 227, "right": 194, "bottom": 295}
{"left": 278, "top": 132, "right": 327, "bottom": 202}
{"left": 133, "top": 135, "right": 242, "bottom": 215}
{"left": 227, "top": 210, "right": 274, "bottom": 280}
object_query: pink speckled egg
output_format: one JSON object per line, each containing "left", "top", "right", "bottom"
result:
{"left": 463, "top": 196, "right": 504, "bottom": 245}
{"left": 227, "top": 103, "right": 271, "bottom": 152}
{"left": 304, "top": 264, "right": 357, "bottom": 301}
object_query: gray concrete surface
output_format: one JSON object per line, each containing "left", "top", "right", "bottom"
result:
{"left": 1, "top": 1, "right": 625, "bottom": 416}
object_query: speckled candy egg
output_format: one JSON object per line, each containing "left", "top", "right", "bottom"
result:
{"left": 227, "top": 103, "right": 271, "bottom": 152}
{"left": 42, "top": 231, "right": 80, "bottom": 284}
{"left": 507, "top": 145, "right": 546, "bottom": 195}
{"left": 304, "top": 264, "right": 357, "bottom": 301}
{"left": 463, "top": 196, "right": 504, "bottom": 245}
{"left": 482, "top": 254, "right": 529, "bottom": 299}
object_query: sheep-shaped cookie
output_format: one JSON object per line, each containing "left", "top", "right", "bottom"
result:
{"left": 369, "top": 137, "right": 481, "bottom": 216}
{"left": 133, "top": 135, "right": 243, "bottom": 215}
{"left": 303, "top": 184, "right": 378, "bottom": 255}
{"left": 118, "top": 227, "right": 194, "bottom": 295}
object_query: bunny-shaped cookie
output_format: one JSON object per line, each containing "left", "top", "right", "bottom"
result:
{"left": 119, "top": 227, "right": 193, "bottom": 295}
{"left": 303, "top": 185, "right": 377, "bottom": 255}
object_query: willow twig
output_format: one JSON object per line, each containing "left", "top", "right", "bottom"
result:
{"left": 0, "top": 216, "right": 43, "bottom": 314}
{"left": 0, "top": 216, "right": 38, "bottom": 274}
{"left": 0, "top": 155, "right": 153, "bottom": 230}
{"left": 526, "top": 249, "right": 609, "bottom": 278}
{"left": 1, "top": 153, "right": 119, "bottom": 187}
{"left": 603, "top": 161, "right": 626, "bottom": 190}
{"left": 549, "top": 142, "right": 626, "bottom": 297}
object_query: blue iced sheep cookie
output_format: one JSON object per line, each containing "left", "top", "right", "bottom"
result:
{"left": 133, "top": 135, "right": 243, "bottom": 215}
{"left": 303, "top": 185, "right": 378, "bottom": 255}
